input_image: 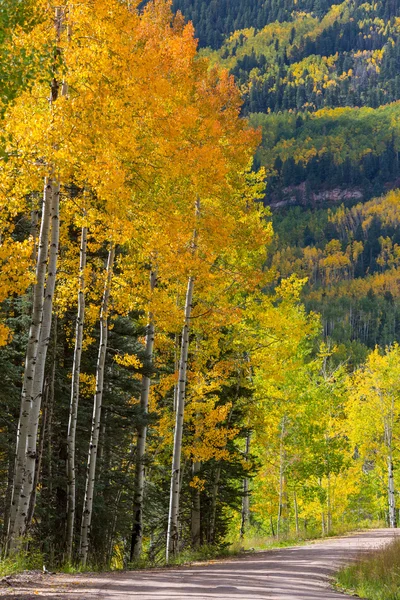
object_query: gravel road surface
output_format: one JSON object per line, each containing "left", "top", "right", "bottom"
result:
{"left": 1, "top": 529, "right": 397, "bottom": 600}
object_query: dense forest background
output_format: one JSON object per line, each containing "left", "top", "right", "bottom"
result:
{"left": 166, "top": 0, "right": 400, "bottom": 358}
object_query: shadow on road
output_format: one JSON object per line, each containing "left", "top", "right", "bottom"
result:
{"left": 1, "top": 529, "right": 398, "bottom": 600}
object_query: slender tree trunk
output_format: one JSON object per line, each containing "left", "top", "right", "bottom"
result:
{"left": 388, "top": 455, "right": 396, "bottom": 528}
{"left": 173, "top": 332, "right": 180, "bottom": 412}
{"left": 80, "top": 245, "right": 115, "bottom": 566}
{"left": 15, "top": 183, "right": 60, "bottom": 539}
{"left": 293, "top": 489, "right": 299, "bottom": 536}
{"left": 130, "top": 270, "right": 156, "bottom": 562}
{"left": 240, "top": 432, "right": 251, "bottom": 539}
{"left": 26, "top": 380, "right": 49, "bottom": 527}
{"left": 191, "top": 461, "right": 201, "bottom": 548}
{"left": 209, "top": 466, "right": 221, "bottom": 544}
{"left": 270, "top": 514, "right": 275, "bottom": 537}
{"left": 277, "top": 418, "right": 286, "bottom": 540}
{"left": 8, "top": 181, "right": 52, "bottom": 551}
{"left": 66, "top": 226, "right": 87, "bottom": 563}
{"left": 47, "top": 317, "right": 56, "bottom": 501}
{"left": 327, "top": 474, "right": 332, "bottom": 534}
{"left": 166, "top": 276, "right": 194, "bottom": 562}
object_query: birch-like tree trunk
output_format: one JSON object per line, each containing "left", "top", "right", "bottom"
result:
{"left": 388, "top": 455, "right": 396, "bottom": 528}
{"left": 209, "top": 466, "right": 221, "bottom": 544}
{"left": 173, "top": 332, "right": 180, "bottom": 412}
{"left": 26, "top": 380, "right": 49, "bottom": 527}
{"left": 66, "top": 226, "right": 87, "bottom": 562}
{"left": 130, "top": 270, "right": 156, "bottom": 562}
{"left": 326, "top": 473, "right": 332, "bottom": 534}
{"left": 166, "top": 276, "right": 194, "bottom": 562}
{"left": 277, "top": 418, "right": 286, "bottom": 540}
{"left": 240, "top": 432, "right": 251, "bottom": 539}
{"left": 15, "top": 183, "right": 60, "bottom": 540}
{"left": 80, "top": 245, "right": 115, "bottom": 566}
{"left": 7, "top": 181, "right": 52, "bottom": 551}
{"left": 293, "top": 489, "right": 299, "bottom": 536}
{"left": 191, "top": 461, "right": 201, "bottom": 548}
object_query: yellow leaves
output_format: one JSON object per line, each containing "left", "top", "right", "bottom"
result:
{"left": 0, "top": 322, "right": 11, "bottom": 347}
{"left": 275, "top": 274, "right": 307, "bottom": 302}
{"left": 347, "top": 344, "right": 400, "bottom": 468}
{"left": 79, "top": 373, "right": 96, "bottom": 398}
{"left": 0, "top": 237, "right": 34, "bottom": 303}
{"left": 114, "top": 353, "right": 142, "bottom": 370}
{"left": 189, "top": 475, "right": 206, "bottom": 491}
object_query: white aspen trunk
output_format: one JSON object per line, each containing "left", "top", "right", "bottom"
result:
{"left": 388, "top": 455, "right": 396, "bottom": 528}
{"left": 14, "top": 183, "right": 60, "bottom": 541}
{"left": 8, "top": 181, "right": 53, "bottom": 551}
{"left": 294, "top": 489, "right": 299, "bottom": 536}
{"left": 191, "top": 461, "right": 201, "bottom": 548}
{"left": 319, "top": 477, "right": 326, "bottom": 535}
{"left": 166, "top": 276, "right": 194, "bottom": 562}
{"left": 26, "top": 380, "right": 49, "bottom": 528}
{"left": 240, "top": 432, "right": 251, "bottom": 539}
{"left": 80, "top": 246, "right": 115, "bottom": 566}
{"left": 277, "top": 419, "right": 285, "bottom": 540}
{"left": 173, "top": 332, "right": 180, "bottom": 412}
{"left": 384, "top": 415, "right": 396, "bottom": 529}
{"left": 327, "top": 474, "right": 332, "bottom": 534}
{"left": 130, "top": 270, "right": 156, "bottom": 562}
{"left": 209, "top": 466, "right": 221, "bottom": 544}
{"left": 66, "top": 226, "right": 87, "bottom": 563}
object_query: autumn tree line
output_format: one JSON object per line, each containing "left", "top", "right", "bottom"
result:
{"left": 0, "top": 0, "right": 399, "bottom": 570}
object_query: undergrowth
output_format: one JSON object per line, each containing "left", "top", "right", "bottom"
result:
{"left": 0, "top": 521, "right": 385, "bottom": 576}
{"left": 0, "top": 548, "right": 43, "bottom": 577}
{"left": 336, "top": 536, "right": 400, "bottom": 600}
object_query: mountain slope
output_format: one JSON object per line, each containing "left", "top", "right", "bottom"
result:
{"left": 171, "top": 0, "right": 400, "bottom": 356}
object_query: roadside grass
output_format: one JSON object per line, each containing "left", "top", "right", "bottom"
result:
{"left": 0, "top": 520, "right": 385, "bottom": 576}
{"left": 336, "top": 536, "right": 400, "bottom": 600}
{"left": 0, "top": 547, "right": 43, "bottom": 577}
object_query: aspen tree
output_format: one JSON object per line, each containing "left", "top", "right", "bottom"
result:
{"left": 80, "top": 245, "right": 115, "bottom": 566}
{"left": 240, "top": 432, "right": 251, "bottom": 539}
{"left": 8, "top": 180, "right": 52, "bottom": 549}
{"left": 66, "top": 224, "right": 87, "bottom": 562}
{"left": 130, "top": 269, "right": 156, "bottom": 562}
{"left": 166, "top": 275, "right": 195, "bottom": 561}
{"left": 15, "top": 182, "right": 60, "bottom": 539}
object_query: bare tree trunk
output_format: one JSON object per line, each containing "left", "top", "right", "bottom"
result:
{"left": 80, "top": 245, "right": 115, "bottom": 566}
{"left": 66, "top": 226, "right": 87, "bottom": 563}
{"left": 47, "top": 318, "right": 56, "bottom": 501}
{"left": 130, "top": 269, "right": 156, "bottom": 562}
{"left": 277, "top": 418, "right": 286, "bottom": 540}
{"left": 26, "top": 380, "right": 49, "bottom": 527}
{"left": 8, "top": 180, "right": 52, "bottom": 551}
{"left": 173, "top": 332, "right": 180, "bottom": 412}
{"left": 15, "top": 183, "right": 60, "bottom": 539}
{"left": 293, "top": 489, "right": 299, "bottom": 536}
{"left": 166, "top": 276, "right": 194, "bottom": 562}
{"left": 327, "top": 474, "right": 332, "bottom": 534}
{"left": 191, "top": 461, "right": 201, "bottom": 548}
{"left": 209, "top": 466, "right": 221, "bottom": 544}
{"left": 388, "top": 456, "right": 396, "bottom": 528}
{"left": 240, "top": 432, "right": 251, "bottom": 539}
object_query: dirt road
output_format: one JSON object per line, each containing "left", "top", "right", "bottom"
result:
{"left": 1, "top": 529, "right": 397, "bottom": 600}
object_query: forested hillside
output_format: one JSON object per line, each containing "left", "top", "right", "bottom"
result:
{"left": 170, "top": 0, "right": 400, "bottom": 353}
{"left": 1, "top": 0, "right": 400, "bottom": 577}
